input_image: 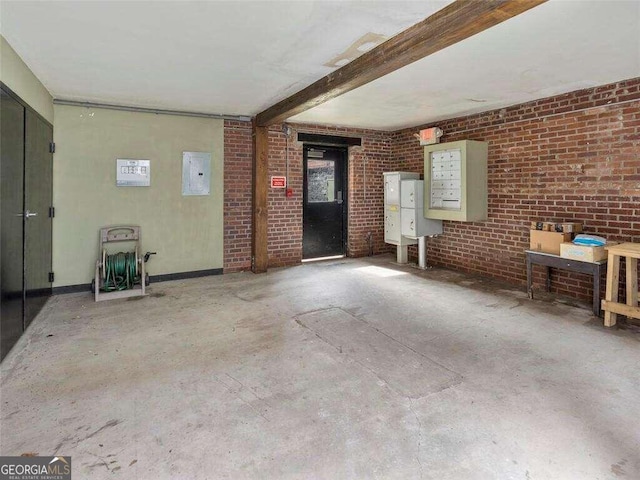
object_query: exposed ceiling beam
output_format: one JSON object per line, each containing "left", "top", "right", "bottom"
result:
{"left": 256, "top": 0, "right": 548, "bottom": 127}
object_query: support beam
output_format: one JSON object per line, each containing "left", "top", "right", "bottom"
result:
{"left": 256, "top": 0, "right": 548, "bottom": 126}
{"left": 252, "top": 121, "right": 269, "bottom": 273}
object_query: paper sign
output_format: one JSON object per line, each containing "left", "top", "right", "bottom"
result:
{"left": 271, "top": 176, "right": 287, "bottom": 188}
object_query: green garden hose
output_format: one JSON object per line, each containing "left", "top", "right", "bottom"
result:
{"left": 101, "top": 251, "right": 138, "bottom": 291}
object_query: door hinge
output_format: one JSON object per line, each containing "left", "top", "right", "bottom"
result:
{"left": 49, "top": 206, "right": 55, "bottom": 218}
{"left": 48, "top": 272, "right": 55, "bottom": 283}
{"left": 49, "top": 142, "right": 55, "bottom": 153}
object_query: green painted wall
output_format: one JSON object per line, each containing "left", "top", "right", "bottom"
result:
{"left": 0, "top": 36, "right": 53, "bottom": 123}
{"left": 53, "top": 105, "right": 224, "bottom": 287}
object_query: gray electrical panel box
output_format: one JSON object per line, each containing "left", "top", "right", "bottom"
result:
{"left": 182, "top": 151, "right": 211, "bottom": 196}
{"left": 116, "top": 159, "right": 150, "bottom": 187}
{"left": 423, "top": 140, "right": 488, "bottom": 221}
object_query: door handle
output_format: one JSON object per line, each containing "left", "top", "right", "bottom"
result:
{"left": 336, "top": 190, "right": 343, "bottom": 204}
{"left": 14, "top": 211, "right": 38, "bottom": 218}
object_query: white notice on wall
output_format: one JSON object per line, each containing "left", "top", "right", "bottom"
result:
{"left": 182, "top": 151, "right": 211, "bottom": 196}
{"left": 430, "top": 148, "right": 461, "bottom": 210}
{"left": 116, "top": 159, "right": 151, "bottom": 186}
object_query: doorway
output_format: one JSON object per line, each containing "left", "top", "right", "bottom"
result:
{"left": 303, "top": 145, "right": 348, "bottom": 259}
{"left": 1, "top": 86, "right": 53, "bottom": 361}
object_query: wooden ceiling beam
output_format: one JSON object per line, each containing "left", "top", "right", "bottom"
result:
{"left": 255, "top": 0, "right": 548, "bottom": 127}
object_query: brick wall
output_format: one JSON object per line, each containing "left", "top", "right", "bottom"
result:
{"left": 225, "top": 77, "right": 640, "bottom": 304}
{"left": 269, "top": 123, "right": 394, "bottom": 267}
{"left": 346, "top": 134, "right": 393, "bottom": 258}
{"left": 392, "top": 77, "right": 640, "bottom": 302}
{"left": 223, "top": 120, "right": 253, "bottom": 273}
{"left": 223, "top": 121, "right": 393, "bottom": 271}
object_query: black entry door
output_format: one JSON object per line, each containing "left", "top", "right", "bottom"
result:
{"left": 24, "top": 109, "right": 53, "bottom": 328}
{"left": 303, "top": 145, "right": 347, "bottom": 259}
{"left": 1, "top": 89, "right": 26, "bottom": 360}
{"left": 0, "top": 87, "right": 53, "bottom": 361}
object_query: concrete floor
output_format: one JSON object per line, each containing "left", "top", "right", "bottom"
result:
{"left": 1, "top": 255, "right": 639, "bottom": 479}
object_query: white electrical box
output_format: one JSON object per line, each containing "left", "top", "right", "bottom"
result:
{"left": 182, "top": 151, "right": 211, "bottom": 196}
{"left": 424, "top": 140, "right": 488, "bottom": 221}
{"left": 384, "top": 207, "right": 401, "bottom": 244}
{"left": 401, "top": 180, "right": 443, "bottom": 238}
{"left": 116, "top": 159, "right": 150, "bottom": 187}
{"left": 385, "top": 172, "right": 407, "bottom": 205}
{"left": 384, "top": 172, "right": 419, "bottom": 247}
{"left": 400, "top": 178, "right": 423, "bottom": 209}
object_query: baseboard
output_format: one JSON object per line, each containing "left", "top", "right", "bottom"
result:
{"left": 150, "top": 268, "right": 223, "bottom": 283}
{"left": 52, "top": 284, "right": 90, "bottom": 295}
{"left": 52, "top": 268, "right": 223, "bottom": 295}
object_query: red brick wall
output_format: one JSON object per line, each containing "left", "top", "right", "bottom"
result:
{"left": 223, "top": 120, "right": 253, "bottom": 273}
{"left": 223, "top": 121, "right": 393, "bottom": 271}
{"left": 393, "top": 77, "right": 640, "bottom": 302}
{"left": 284, "top": 124, "right": 393, "bottom": 265}
{"left": 265, "top": 125, "right": 302, "bottom": 268}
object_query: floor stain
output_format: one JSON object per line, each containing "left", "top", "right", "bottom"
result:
{"left": 611, "top": 459, "right": 628, "bottom": 477}
{"left": 82, "top": 419, "right": 122, "bottom": 441}
{"left": 509, "top": 299, "right": 525, "bottom": 310}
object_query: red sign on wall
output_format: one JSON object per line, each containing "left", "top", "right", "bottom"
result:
{"left": 270, "top": 176, "right": 287, "bottom": 188}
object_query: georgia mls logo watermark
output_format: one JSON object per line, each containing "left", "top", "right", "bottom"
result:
{"left": 0, "top": 456, "right": 71, "bottom": 480}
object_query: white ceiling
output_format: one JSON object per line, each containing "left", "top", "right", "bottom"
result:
{"left": 0, "top": 0, "right": 450, "bottom": 117}
{"left": 292, "top": 0, "right": 640, "bottom": 129}
{"left": 1, "top": 1, "right": 639, "bottom": 131}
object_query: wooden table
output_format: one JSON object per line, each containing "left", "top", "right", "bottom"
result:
{"left": 601, "top": 242, "right": 640, "bottom": 327}
{"left": 525, "top": 250, "right": 607, "bottom": 317}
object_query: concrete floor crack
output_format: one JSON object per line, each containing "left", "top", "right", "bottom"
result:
{"left": 408, "top": 398, "right": 425, "bottom": 479}
{"left": 215, "top": 374, "right": 270, "bottom": 422}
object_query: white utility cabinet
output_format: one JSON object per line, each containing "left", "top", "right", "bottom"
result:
{"left": 400, "top": 180, "right": 443, "bottom": 239}
{"left": 384, "top": 171, "right": 418, "bottom": 264}
{"left": 423, "top": 140, "right": 488, "bottom": 221}
{"left": 384, "top": 172, "right": 419, "bottom": 246}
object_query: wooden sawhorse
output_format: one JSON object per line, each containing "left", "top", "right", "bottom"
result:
{"left": 601, "top": 242, "right": 640, "bottom": 327}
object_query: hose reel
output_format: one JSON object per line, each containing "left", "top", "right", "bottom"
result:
{"left": 101, "top": 250, "right": 139, "bottom": 291}
{"left": 93, "top": 226, "right": 155, "bottom": 301}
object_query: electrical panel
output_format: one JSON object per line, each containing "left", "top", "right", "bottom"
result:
{"left": 182, "top": 151, "right": 211, "bottom": 196}
{"left": 384, "top": 172, "right": 419, "bottom": 247}
{"left": 400, "top": 180, "right": 443, "bottom": 238}
{"left": 424, "top": 140, "right": 488, "bottom": 221}
{"left": 116, "top": 159, "right": 150, "bottom": 187}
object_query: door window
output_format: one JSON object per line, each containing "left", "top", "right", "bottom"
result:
{"left": 307, "top": 159, "right": 336, "bottom": 203}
